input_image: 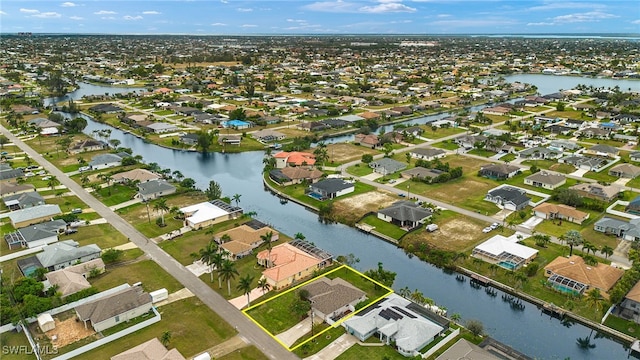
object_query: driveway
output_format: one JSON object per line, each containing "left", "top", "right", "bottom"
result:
{"left": 520, "top": 216, "right": 543, "bottom": 229}
{"left": 0, "top": 125, "right": 298, "bottom": 360}
{"left": 276, "top": 317, "right": 314, "bottom": 347}
{"left": 570, "top": 168, "right": 589, "bottom": 177}
{"left": 362, "top": 172, "right": 382, "bottom": 181}
{"left": 303, "top": 333, "right": 357, "bottom": 360}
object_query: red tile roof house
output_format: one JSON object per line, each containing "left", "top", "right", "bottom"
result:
{"left": 273, "top": 151, "right": 316, "bottom": 168}
{"left": 353, "top": 133, "right": 380, "bottom": 149}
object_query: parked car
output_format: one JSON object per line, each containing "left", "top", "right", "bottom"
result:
{"left": 490, "top": 222, "right": 500, "bottom": 229}
{"left": 64, "top": 228, "right": 78, "bottom": 235}
{"left": 79, "top": 166, "right": 91, "bottom": 172}
{"left": 482, "top": 227, "right": 492, "bottom": 233}
{"left": 71, "top": 208, "right": 83, "bottom": 214}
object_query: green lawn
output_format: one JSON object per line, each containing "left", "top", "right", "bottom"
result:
{"left": 324, "top": 266, "right": 391, "bottom": 300}
{"left": 93, "top": 183, "right": 138, "bottom": 206}
{"left": 44, "top": 195, "right": 87, "bottom": 213}
{"left": 218, "top": 346, "right": 269, "bottom": 360}
{"left": 359, "top": 214, "right": 407, "bottom": 240}
{"left": 604, "top": 314, "right": 640, "bottom": 338}
{"left": 292, "top": 326, "right": 345, "bottom": 357}
{"left": 69, "top": 298, "right": 236, "bottom": 360}
{"left": 267, "top": 176, "right": 375, "bottom": 210}
{"left": 58, "top": 223, "right": 129, "bottom": 249}
{"left": 533, "top": 211, "right": 619, "bottom": 250}
{"left": 421, "top": 126, "right": 466, "bottom": 139}
{"left": 91, "top": 259, "right": 184, "bottom": 294}
{"left": 347, "top": 164, "right": 374, "bottom": 177}
{"left": 466, "top": 149, "right": 496, "bottom": 158}
{"left": 501, "top": 153, "right": 517, "bottom": 163}
{"left": 583, "top": 169, "right": 618, "bottom": 184}
{"left": 335, "top": 344, "right": 407, "bottom": 360}
{"left": 431, "top": 140, "right": 459, "bottom": 151}
{"left": 0, "top": 330, "right": 35, "bottom": 360}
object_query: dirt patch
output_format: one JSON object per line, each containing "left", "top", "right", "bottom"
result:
{"left": 325, "top": 143, "right": 378, "bottom": 164}
{"left": 46, "top": 316, "right": 96, "bottom": 348}
{"left": 403, "top": 217, "right": 486, "bottom": 252}
{"left": 332, "top": 191, "right": 398, "bottom": 225}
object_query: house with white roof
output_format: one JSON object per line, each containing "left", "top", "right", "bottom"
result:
{"left": 343, "top": 293, "right": 446, "bottom": 357}
{"left": 8, "top": 204, "right": 62, "bottom": 228}
{"left": 180, "top": 199, "right": 243, "bottom": 229}
{"left": 472, "top": 233, "right": 538, "bottom": 270}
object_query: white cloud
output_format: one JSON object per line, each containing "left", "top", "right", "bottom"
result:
{"left": 123, "top": 15, "right": 144, "bottom": 21}
{"left": 436, "top": 14, "right": 451, "bottom": 18}
{"left": 237, "top": 8, "right": 253, "bottom": 12}
{"left": 241, "top": 24, "right": 257, "bottom": 27}
{"left": 527, "top": 22, "right": 554, "bottom": 26}
{"left": 211, "top": 22, "right": 227, "bottom": 26}
{"left": 632, "top": 19, "right": 640, "bottom": 25}
{"left": 143, "top": 11, "right": 161, "bottom": 15}
{"left": 69, "top": 15, "right": 83, "bottom": 20}
{"left": 220, "top": 0, "right": 228, "bottom": 3}
{"left": 552, "top": 11, "right": 618, "bottom": 24}
{"left": 527, "top": 2, "right": 606, "bottom": 12}
{"left": 359, "top": 3, "right": 416, "bottom": 13}
{"left": 303, "top": 1, "right": 359, "bottom": 13}
{"left": 0, "top": 11, "right": 6, "bottom": 15}
{"left": 20, "top": 8, "right": 40, "bottom": 14}
{"left": 101, "top": 16, "right": 116, "bottom": 20}
{"left": 430, "top": 18, "right": 517, "bottom": 27}
{"left": 33, "top": 12, "right": 62, "bottom": 18}
{"left": 61, "top": 2, "right": 77, "bottom": 7}
{"left": 94, "top": 10, "right": 116, "bottom": 15}
{"left": 287, "top": 19, "right": 307, "bottom": 23}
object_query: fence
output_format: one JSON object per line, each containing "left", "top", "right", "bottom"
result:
{"left": 421, "top": 328, "right": 460, "bottom": 359}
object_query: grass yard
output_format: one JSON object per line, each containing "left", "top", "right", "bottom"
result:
{"left": 58, "top": 223, "right": 129, "bottom": 249}
{"left": 91, "top": 259, "right": 183, "bottom": 294}
{"left": 359, "top": 214, "right": 407, "bottom": 240}
{"left": 292, "top": 326, "right": 345, "bottom": 357}
{"left": 534, "top": 212, "right": 619, "bottom": 250}
{"left": 331, "top": 190, "right": 398, "bottom": 225}
{"left": 44, "top": 195, "right": 87, "bottom": 213}
{"left": 604, "top": 314, "right": 640, "bottom": 338}
{"left": 320, "top": 143, "right": 379, "bottom": 165}
{"left": 324, "top": 266, "right": 391, "bottom": 300}
{"left": 0, "top": 330, "right": 34, "bottom": 360}
{"left": 93, "top": 183, "right": 138, "bottom": 206}
{"left": 335, "top": 344, "right": 407, "bottom": 360}
{"left": 501, "top": 153, "right": 517, "bottom": 162}
{"left": 431, "top": 140, "right": 460, "bottom": 151}
{"left": 346, "top": 164, "right": 374, "bottom": 177}
{"left": 70, "top": 297, "right": 236, "bottom": 360}
{"left": 420, "top": 126, "right": 466, "bottom": 139}
{"left": 583, "top": 169, "right": 618, "bottom": 184}
{"left": 218, "top": 346, "right": 269, "bottom": 360}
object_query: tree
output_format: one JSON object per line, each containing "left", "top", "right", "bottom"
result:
{"left": 199, "top": 240, "right": 219, "bottom": 283}
{"left": 102, "top": 248, "right": 123, "bottom": 264}
{"left": 294, "top": 232, "right": 306, "bottom": 241}
{"left": 361, "top": 154, "right": 373, "bottom": 163}
{"left": 291, "top": 291, "right": 311, "bottom": 320}
{"left": 601, "top": 245, "right": 614, "bottom": 259}
{"left": 47, "top": 176, "right": 60, "bottom": 190}
{"left": 109, "top": 139, "right": 121, "bottom": 148}
{"left": 205, "top": 180, "right": 222, "bottom": 200}
{"left": 313, "top": 142, "right": 329, "bottom": 167}
{"left": 257, "top": 277, "right": 271, "bottom": 295}
{"left": 587, "top": 289, "right": 604, "bottom": 315}
{"left": 399, "top": 286, "right": 411, "bottom": 299}
{"left": 196, "top": 130, "right": 214, "bottom": 153}
{"left": 237, "top": 274, "right": 255, "bottom": 307}
{"left": 261, "top": 231, "right": 274, "bottom": 268}
{"left": 466, "top": 319, "right": 484, "bottom": 337}
{"left": 220, "top": 260, "right": 239, "bottom": 296}
{"left": 0, "top": 135, "right": 8, "bottom": 149}
{"left": 564, "top": 230, "right": 583, "bottom": 256}
{"left": 405, "top": 152, "right": 411, "bottom": 164}
{"left": 212, "top": 252, "right": 226, "bottom": 289}
{"left": 232, "top": 193, "right": 242, "bottom": 206}
{"left": 153, "top": 198, "right": 170, "bottom": 227}
{"left": 161, "top": 331, "right": 172, "bottom": 347}
{"left": 363, "top": 262, "right": 396, "bottom": 288}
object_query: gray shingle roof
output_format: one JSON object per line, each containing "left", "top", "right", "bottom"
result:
{"left": 410, "top": 148, "right": 446, "bottom": 157}
{"left": 311, "top": 178, "right": 354, "bottom": 194}
{"left": 370, "top": 158, "right": 407, "bottom": 174}
{"left": 488, "top": 187, "right": 530, "bottom": 207}
{"left": 8, "top": 204, "right": 62, "bottom": 224}
{"left": 36, "top": 240, "right": 101, "bottom": 268}
{"left": 378, "top": 201, "right": 433, "bottom": 222}
{"left": 89, "top": 153, "right": 123, "bottom": 167}
{"left": 75, "top": 285, "right": 152, "bottom": 325}
{"left": 137, "top": 179, "right": 176, "bottom": 196}
{"left": 302, "top": 277, "right": 366, "bottom": 316}
{"left": 18, "top": 219, "right": 66, "bottom": 243}
{"left": 3, "top": 191, "right": 44, "bottom": 208}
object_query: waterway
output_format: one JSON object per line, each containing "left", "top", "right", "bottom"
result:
{"left": 505, "top": 74, "right": 639, "bottom": 98}
{"left": 51, "top": 78, "right": 638, "bottom": 359}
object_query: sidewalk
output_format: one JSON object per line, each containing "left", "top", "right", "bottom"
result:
{"left": 154, "top": 288, "right": 194, "bottom": 307}
{"left": 110, "top": 198, "right": 143, "bottom": 210}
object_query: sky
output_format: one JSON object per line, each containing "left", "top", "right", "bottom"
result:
{"left": 0, "top": 1, "right": 638, "bottom": 35}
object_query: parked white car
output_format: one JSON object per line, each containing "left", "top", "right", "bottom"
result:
{"left": 482, "top": 227, "right": 492, "bottom": 233}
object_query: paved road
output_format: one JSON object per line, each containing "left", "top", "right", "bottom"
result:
{"left": 0, "top": 125, "right": 298, "bottom": 360}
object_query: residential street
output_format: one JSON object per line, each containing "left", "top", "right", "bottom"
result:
{"left": 0, "top": 125, "right": 298, "bottom": 360}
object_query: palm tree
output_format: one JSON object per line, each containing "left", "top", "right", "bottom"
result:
{"left": 586, "top": 289, "right": 604, "bottom": 315}
{"left": 399, "top": 286, "right": 411, "bottom": 299}
{"left": 220, "top": 260, "right": 239, "bottom": 296}
{"left": 232, "top": 193, "right": 242, "bottom": 206}
{"left": 257, "top": 277, "right": 271, "bottom": 295}
{"left": 261, "top": 231, "right": 274, "bottom": 268}
{"left": 47, "top": 176, "right": 60, "bottom": 190}
{"left": 600, "top": 245, "right": 614, "bottom": 259}
{"left": 172, "top": 170, "right": 184, "bottom": 181}
{"left": 237, "top": 274, "right": 255, "bottom": 307}
{"left": 294, "top": 232, "right": 306, "bottom": 241}
{"left": 160, "top": 331, "right": 172, "bottom": 347}
{"left": 411, "top": 289, "right": 425, "bottom": 305}
{"left": 80, "top": 175, "right": 90, "bottom": 187}
{"left": 211, "top": 252, "right": 226, "bottom": 289}
{"left": 199, "top": 240, "right": 219, "bottom": 283}
{"left": 450, "top": 313, "right": 461, "bottom": 323}
{"left": 564, "top": 230, "right": 583, "bottom": 256}
{"left": 153, "top": 198, "right": 170, "bottom": 226}
{"left": 489, "top": 263, "right": 499, "bottom": 276}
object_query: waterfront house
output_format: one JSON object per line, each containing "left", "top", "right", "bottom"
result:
{"left": 377, "top": 201, "right": 432, "bottom": 230}
{"left": 88, "top": 103, "right": 123, "bottom": 114}
{"left": 253, "top": 129, "right": 286, "bottom": 142}
{"left": 307, "top": 178, "right": 354, "bottom": 200}
{"left": 570, "top": 183, "right": 620, "bottom": 202}
{"left": 485, "top": 186, "right": 530, "bottom": 211}
{"left": 301, "top": 277, "right": 367, "bottom": 322}
{"left": 343, "top": 293, "right": 446, "bottom": 358}
{"left": 472, "top": 234, "right": 538, "bottom": 270}
{"left": 409, "top": 148, "right": 446, "bottom": 161}
{"left": 137, "top": 179, "right": 176, "bottom": 201}
{"left": 218, "top": 134, "right": 242, "bottom": 146}
{"left": 215, "top": 224, "right": 279, "bottom": 260}
{"left": 353, "top": 133, "right": 380, "bottom": 149}
{"left": 269, "top": 167, "right": 324, "bottom": 186}
{"left": 8, "top": 204, "right": 62, "bottom": 228}
{"left": 524, "top": 172, "right": 566, "bottom": 190}
{"left": 2, "top": 191, "right": 45, "bottom": 210}
{"left": 609, "top": 163, "right": 640, "bottom": 179}
{"left": 111, "top": 338, "right": 186, "bottom": 360}
{"left": 274, "top": 151, "right": 316, "bottom": 168}
{"left": 112, "top": 168, "right": 160, "bottom": 184}
{"left": 68, "top": 139, "right": 107, "bottom": 154}
{"left": 544, "top": 255, "right": 623, "bottom": 296}
{"left": 180, "top": 133, "right": 199, "bottom": 146}
{"left": 369, "top": 158, "right": 407, "bottom": 176}
{"left": 75, "top": 285, "right": 153, "bottom": 332}
{"left": 478, "top": 164, "right": 520, "bottom": 180}
{"left": 89, "top": 153, "right": 123, "bottom": 170}
{"left": 145, "top": 122, "right": 179, "bottom": 134}
{"left": 617, "top": 281, "right": 640, "bottom": 324}
{"left": 180, "top": 200, "right": 243, "bottom": 230}
{"left": 533, "top": 203, "right": 589, "bottom": 224}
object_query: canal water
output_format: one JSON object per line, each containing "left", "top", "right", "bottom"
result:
{"left": 53, "top": 77, "right": 638, "bottom": 359}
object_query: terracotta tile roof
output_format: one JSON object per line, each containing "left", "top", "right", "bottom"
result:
{"left": 533, "top": 203, "right": 588, "bottom": 221}
{"left": 257, "top": 243, "right": 322, "bottom": 283}
{"left": 216, "top": 225, "right": 278, "bottom": 256}
{"left": 273, "top": 151, "right": 316, "bottom": 166}
{"left": 625, "top": 281, "right": 640, "bottom": 303}
{"left": 111, "top": 337, "right": 186, "bottom": 360}
{"left": 280, "top": 167, "right": 323, "bottom": 180}
{"left": 544, "top": 255, "right": 623, "bottom": 292}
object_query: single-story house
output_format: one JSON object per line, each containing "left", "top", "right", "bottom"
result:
{"left": 222, "top": 119, "right": 252, "bottom": 129}
{"left": 257, "top": 240, "right": 332, "bottom": 290}
{"left": 216, "top": 225, "right": 279, "bottom": 260}
{"left": 253, "top": 129, "right": 286, "bottom": 142}
{"left": 533, "top": 203, "right": 589, "bottom": 224}
{"left": 377, "top": 201, "right": 432, "bottom": 230}
{"left": 218, "top": 135, "right": 242, "bottom": 146}
{"left": 89, "top": 103, "right": 123, "bottom": 114}
{"left": 269, "top": 167, "right": 323, "bottom": 186}
{"left": 524, "top": 172, "right": 566, "bottom": 190}
{"left": 609, "top": 163, "right": 640, "bottom": 179}
{"left": 180, "top": 133, "right": 199, "bottom": 145}
{"left": 584, "top": 144, "right": 619, "bottom": 158}
{"left": 627, "top": 195, "right": 640, "bottom": 215}
{"left": 0, "top": 181, "right": 35, "bottom": 197}
{"left": 180, "top": 200, "right": 243, "bottom": 229}
{"left": 4, "top": 219, "right": 66, "bottom": 250}
{"left": 307, "top": 178, "right": 355, "bottom": 200}
{"left": 353, "top": 134, "right": 380, "bottom": 149}
{"left": 593, "top": 217, "right": 640, "bottom": 241}
{"left": 485, "top": 186, "right": 531, "bottom": 211}
{"left": 472, "top": 234, "right": 538, "bottom": 270}
{"left": 570, "top": 183, "right": 620, "bottom": 202}
{"left": 112, "top": 168, "right": 160, "bottom": 184}
{"left": 630, "top": 152, "right": 640, "bottom": 163}
{"left": 343, "top": 293, "right": 446, "bottom": 358}
{"left": 301, "top": 277, "right": 367, "bottom": 322}
{"left": 274, "top": 151, "right": 316, "bottom": 168}
{"left": 44, "top": 258, "right": 105, "bottom": 298}
{"left": 617, "top": 281, "right": 640, "bottom": 324}
{"left": 111, "top": 337, "right": 186, "bottom": 360}
{"left": 145, "top": 122, "right": 179, "bottom": 134}
{"left": 369, "top": 158, "right": 407, "bottom": 176}
{"left": 137, "top": 179, "right": 177, "bottom": 201}
{"left": 559, "top": 155, "right": 609, "bottom": 171}
{"left": 455, "top": 134, "right": 487, "bottom": 150}
{"left": 479, "top": 164, "right": 520, "bottom": 180}
{"left": 0, "top": 168, "right": 24, "bottom": 181}
{"left": 68, "top": 139, "right": 107, "bottom": 154}
{"left": 409, "top": 148, "right": 446, "bottom": 161}
{"left": 75, "top": 285, "right": 153, "bottom": 332}
{"left": 400, "top": 167, "right": 444, "bottom": 181}
{"left": 8, "top": 204, "right": 62, "bottom": 228}
{"left": 544, "top": 255, "right": 623, "bottom": 295}
{"left": 2, "top": 191, "right": 45, "bottom": 210}
{"left": 89, "top": 153, "right": 123, "bottom": 170}
{"left": 36, "top": 240, "right": 102, "bottom": 271}
{"left": 518, "top": 147, "right": 563, "bottom": 160}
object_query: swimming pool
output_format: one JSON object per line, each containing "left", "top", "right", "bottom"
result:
{"left": 551, "top": 283, "right": 582, "bottom": 296}
{"left": 308, "top": 192, "right": 324, "bottom": 200}
{"left": 498, "top": 261, "right": 518, "bottom": 271}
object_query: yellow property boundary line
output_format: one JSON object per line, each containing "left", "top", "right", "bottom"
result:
{"left": 242, "top": 264, "right": 394, "bottom": 351}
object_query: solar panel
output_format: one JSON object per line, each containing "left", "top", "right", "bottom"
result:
{"left": 379, "top": 308, "right": 403, "bottom": 321}
{"left": 392, "top": 306, "right": 417, "bottom": 319}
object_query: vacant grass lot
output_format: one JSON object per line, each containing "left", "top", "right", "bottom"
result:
{"left": 534, "top": 211, "right": 620, "bottom": 250}
{"left": 319, "top": 143, "right": 379, "bottom": 165}
{"left": 332, "top": 190, "right": 398, "bottom": 225}
{"left": 218, "top": 346, "right": 268, "bottom": 360}
{"left": 70, "top": 298, "right": 236, "bottom": 360}
{"left": 335, "top": 344, "right": 407, "bottom": 360}
{"left": 91, "top": 259, "right": 183, "bottom": 294}
{"left": 93, "top": 183, "right": 138, "bottom": 206}
{"left": 431, "top": 140, "right": 460, "bottom": 150}
{"left": 420, "top": 126, "right": 466, "bottom": 139}
{"left": 44, "top": 194, "right": 87, "bottom": 213}
{"left": 58, "top": 223, "right": 129, "bottom": 249}
{"left": 346, "top": 163, "right": 374, "bottom": 176}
